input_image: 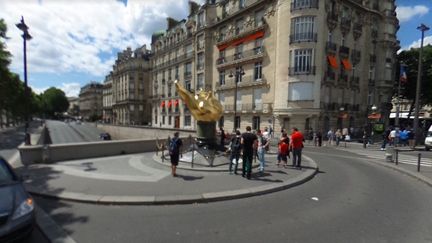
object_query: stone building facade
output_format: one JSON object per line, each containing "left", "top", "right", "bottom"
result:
{"left": 79, "top": 82, "right": 103, "bottom": 121}
{"left": 102, "top": 74, "right": 113, "bottom": 123}
{"left": 109, "top": 46, "right": 152, "bottom": 125}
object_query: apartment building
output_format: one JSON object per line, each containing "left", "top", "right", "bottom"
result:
{"left": 79, "top": 82, "right": 103, "bottom": 121}
{"left": 148, "top": 0, "right": 398, "bottom": 133}
{"left": 210, "top": 0, "right": 398, "bottom": 133}
{"left": 102, "top": 73, "right": 113, "bottom": 123}
{"left": 151, "top": 1, "right": 215, "bottom": 129}
{"left": 109, "top": 46, "right": 152, "bottom": 125}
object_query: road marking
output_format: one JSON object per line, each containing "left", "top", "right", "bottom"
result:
{"left": 311, "top": 197, "right": 319, "bottom": 201}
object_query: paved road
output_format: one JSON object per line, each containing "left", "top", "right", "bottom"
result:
{"left": 35, "top": 147, "right": 432, "bottom": 243}
{"left": 46, "top": 120, "right": 105, "bottom": 144}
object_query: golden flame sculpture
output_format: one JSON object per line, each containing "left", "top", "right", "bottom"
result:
{"left": 175, "top": 80, "right": 223, "bottom": 122}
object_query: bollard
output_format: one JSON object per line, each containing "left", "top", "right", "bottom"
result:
{"left": 395, "top": 149, "right": 398, "bottom": 165}
{"left": 385, "top": 146, "right": 394, "bottom": 162}
{"left": 189, "top": 135, "right": 194, "bottom": 168}
{"left": 417, "top": 153, "right": 421, "bottom": 172}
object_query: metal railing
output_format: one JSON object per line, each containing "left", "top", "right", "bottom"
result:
{"left": 290, "top": 0, "right": 319, "bottom": 11}
{"left": 288, "top": 66, "right": 316, "bottom": 76}
{"left": 216, "top": 46, "right": 265, "bottom": 67}
{"left": 289, "top": 32, "right": 318, "bottom": 43}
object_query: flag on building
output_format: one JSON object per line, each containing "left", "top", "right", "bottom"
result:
{"left": 400, "top": 64, "right": 407, "bottom": 84}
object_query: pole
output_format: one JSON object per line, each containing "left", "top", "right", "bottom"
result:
{"left": 233, "top": 74, "right": 237, "bottom": 132}
{"left": 395, "top": 64, "right": 402, "bottom": 128}
{"left": 417, "top": 153, "right": 421, "bottom": 172}
{"left": 413, "top": 24, "right": 429, "bottom": 147}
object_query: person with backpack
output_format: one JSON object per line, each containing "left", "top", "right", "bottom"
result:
{"left": 169, "top": 132, "right": 183, "bottom": 177}
{"left": 227, "top": 130, "right": 242, "bottom": 174}
{"left": 277, "top": 132, "right": 290, "bottom": 167}
{"left": 257, "top": 129, "right": 270, "bottom": 173}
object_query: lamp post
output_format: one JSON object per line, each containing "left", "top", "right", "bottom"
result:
{"left": 395, "top": 62, "right": 406, "bottom": 129}
{"left": 16, "top": 16, "right": 32, "bottom": 145}
{"left": 413, "top": 23, "right": 429, "bottom": 147}
{"left": 228, "top": 67, "right": 245, "bottom": 131}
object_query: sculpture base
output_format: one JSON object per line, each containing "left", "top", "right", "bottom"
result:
{"left": 196, "top": 121, "right": 217, "bottom": 149}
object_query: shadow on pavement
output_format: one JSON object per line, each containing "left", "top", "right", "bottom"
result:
{"left": 175, "top": 174, "right": 204, "bottom": 181}
{"left": 15, "top": 165, "right": 89, "bottom": 241}
{"left": 251, "top": 172, "right": 284, "bottom": 183}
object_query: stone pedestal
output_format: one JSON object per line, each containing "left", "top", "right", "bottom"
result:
{"left": 196, "top": 121, "right": 217, "bottom": 148}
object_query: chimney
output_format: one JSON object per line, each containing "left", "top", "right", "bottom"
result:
{"left": 189, "top": 1, "right": 200, "bottom": 16}
{"left": 167, "top": 17, "right": 179, "bottom": 30}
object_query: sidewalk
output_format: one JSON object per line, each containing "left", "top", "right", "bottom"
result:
{"left": 18, "top": 152, "right": 318, "bottom": 205}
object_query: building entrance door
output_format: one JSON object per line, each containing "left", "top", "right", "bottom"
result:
{"left": 175, "top": 116, "right": 180, "bottom": 128}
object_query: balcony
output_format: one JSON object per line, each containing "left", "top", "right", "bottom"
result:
{"left": 324, "top": 69, "right": 336, "bottom": 82}
{"left": 216, "top": 23, "right": 265, "bottom": 46}
{"left": 289, "top": 32, "right": 318, "bottom": 43}
{"left": 326, "top": 41, "right": 337, "bottom": 53}
{"left": 216, "top": 46, "right": 265, "bottom": 69}
{"left": 216, "top": 76, "right": 268, "bottom": 91}
{"left": 339, "top": 46, "right": 350, "bottom": 57}
{"left": 327, "top": 13, "right": 338, "bottom": 29}
{"left": 339, "top": 73, "right": 348, "bottom": 86}
{"left": 223, "top": 103, "right": 272, "bottom": 113}
{"left": 290, "top": 0, "right": 319, "bottom": 11}
{"left": 288, "top": 66, "right": 316, "bottom": 76}
{"left": 184, "top": 72, "right": 192, "bottom": 80}
{"left": 196, "top": 63, "right": 204, "bottom": 71}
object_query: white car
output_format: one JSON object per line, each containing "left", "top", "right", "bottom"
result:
{"left": 425, "top": 126, "right": 432, "bottom": 151}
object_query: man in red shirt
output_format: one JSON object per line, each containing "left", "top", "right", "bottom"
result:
{"left": 290, "top": 127, "right": 304, "bottom": 169}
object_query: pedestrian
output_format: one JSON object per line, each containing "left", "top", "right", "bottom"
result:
{"left": 257, "top": 130, "right": 269, "bottom": 173}
{"left": 381, "top": 127, "right": 391, "bottom": 150}
{"left": 407, "top": 127, "right": 415, "bottom": 148}
{"left": 269, "top": 126, "right": 273, "bottom": 138}
{"left": 317, "top": 130, "right": 323, "bottom": 147}
{"left": 220, "top": 126, "right": 226, "bottom": 148}
{"left": 228, "top": 130, "right": 242, "bottom": 174}
{"left": 389, "top": 127, "right": 396, "bottom": 146}
{"left": 335, "top": 129, "right": 342, "bottom": 146}
{"left": 169, "top": 132, "right": 183, "bottom": 177}
{"left": 399, "top": 128, "right": 408, "bottom": 146}
{"left": 241, "top": 126, "right": 258, "bottom": 179}
{"left": 277, "top": 133, "right": 289, "bottom": 167}
{"left": 263, "top": 127, "right": 270, "bottom": 140}
{"left": 290, "top": 127, "right": 304, "bottom": 169}
{"left": 327, "top": 129, "right": 334, "bottom": 146}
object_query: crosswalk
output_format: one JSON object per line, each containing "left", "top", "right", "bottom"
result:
{"left": 334, "top": 146, "right": 432, "bottom": 167}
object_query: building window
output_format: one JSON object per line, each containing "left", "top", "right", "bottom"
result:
{"left": 288, "top": 82, "right": 314, "bottom": 101}
{"left": 291, "top": 16, "right": 316, "bottom": 42}
{"left": 220, "top": 26, "right": 227, "bottom": 41}
{"left": 162, "top": 116, "right": 166, "bottom": 125}
{"left": 185, "top": 44, "right": 193, "bottom": 57}
{"left": 197, "top": 12, "right": 205, "bottom": 28}
{"left": 252, "top": 116, "right": 260, "bottom": 131}
{"left": 219, "top": 70, "right": 226, "bottom": 85}
{"left": 239, "top": 0, "right": 246, "bottom": 9}
{"left": 254, "top": 38, "right": 263, "bottom": 54}
{"left": 235, "top": 44, "right": 243, "bottom": 60}
{"left": 293, "top": 49, "right": 313, "bottom": 74}
{"left": 255, "top": 9, "right": 265, "bottom": 27}
{"left": 235, "top": 116, "right": 241, "bottom": 129}
{"left": 254, "top": 62, "right": 262, "bottom": 80}
{"left": 154, "top": 109, "right": 158, "bottom": 124}
{"left": 235, "top": 66, "right": 243, "bottom": 83}
{"left": 184, "top": 62, "right": 192, "bottom": 78}
{"left": 253, "top": 89, "right": 262, "bottom": 110}
{"left": 219, "top": 93, "right": 225, "bottom": 105}
{"left": 168, "top": 116, "right": 172, "bottom": 125}
{"left": 185, "top": 80, "right": 191, "bottom": 91}
{"left": 219, "top": 116, "right": 224, "bottom": 128}
{"left": 235, "top": 18, "right": 244, "bottom": 35}
{"left": 292, "top": 0, "right": 318, "bottom": 10}
{"left": 175, "top": 66, "right": 179, "bottom": 79}
{"left": 184, "top": 115, "right": 191, "bottom": 126}
{"left": 197, "top": 73, "right": 204, "bottom": 90}
{"left": 197, "top": 34, "right": 204, "bottom": 49}
{"left": 197, "top": 52, "right": 204, "bottom": 70}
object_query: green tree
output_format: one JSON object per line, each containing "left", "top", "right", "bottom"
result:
{"left": 396, "top": 45, "right": 432, "bottom": 108}
{"left": 40, "top": 87, "right": 69, "bottom": 117}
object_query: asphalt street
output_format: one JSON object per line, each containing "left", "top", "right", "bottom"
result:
{"left": 34, "top": 146, "right": 432, "bottom": 243}
{"left": 46, "top": 120, "right": 105, "bottom": 144}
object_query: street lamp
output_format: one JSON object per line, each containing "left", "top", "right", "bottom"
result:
{"left": 413, "top": 23, "right": 429, "bottom": 147}
{"left": 228, "top": 67, "right": 245, "bottom": 131}
{"left": 16, "top": 16, "right": 32, "bottom": 145}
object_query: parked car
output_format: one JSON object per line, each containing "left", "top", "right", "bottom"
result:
{"left": 100, "top": 133, "right": 111, "bottom": 141}
{"left": 0, "top": 157, "right": 35, "bottom": 242}
{"left": 425, "top": 125, "right": 432, "bottom": 151}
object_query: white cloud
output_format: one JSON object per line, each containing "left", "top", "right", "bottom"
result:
{"left": 400, "top": 35, "right": 432, "bottom": 51}
{"left": 30, "top": 85, "right": 48, "bottom": 95}
{"left": 1, "top": 0, "right": 194, "bottom": 77}
{"left": 60, "top": 82, "right": 81, "bottom": 97}
{"left": 396, "top": 5, "right": 429, "bottom": 22}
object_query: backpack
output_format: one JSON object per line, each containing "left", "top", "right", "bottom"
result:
{"left": 262, "top": 137, "right": 269, "bottom": 151}
{"left": 231, "top": 137, "right": 241, "bottom": 153}
{"left": 169, "top": 138, "right": 179, "bottom": 155}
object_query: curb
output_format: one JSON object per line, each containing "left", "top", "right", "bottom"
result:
{"left": 26, "top": 155, "right": 319, "bottom": 205}
{"left": 35, "top": 205, "right": 77, "bottom": 243}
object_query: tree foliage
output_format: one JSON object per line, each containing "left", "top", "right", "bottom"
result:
{"left": 396, "top": 45, "right": 432, "bottom": 106}
{"left": 40, "top": 87, "right": 69, "bottom": 117}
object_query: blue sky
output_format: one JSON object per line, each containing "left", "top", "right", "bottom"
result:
{"left": 1, "top": 0, "right": 431, "bottom": 97}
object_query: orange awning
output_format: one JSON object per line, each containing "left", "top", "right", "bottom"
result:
{"left": 174, "top": 99, "right": 179, "bottom": 107}
{"left": 327, "top": 55, "right": 338, "bottom": 69}
{"left": 167, "top": 100, "right": 172, "bottom": 108}
{"left": 341, "top": 59, "right": 352, "bottom": 71}
{"left": 217, "top": 30, "right": 265, "bottom": 51}
{"left": 368, "top": 113, "right": 382, "bottom": 119}
{"left": 160, "top": 101, "right": 165, "bottom": 108}
{"left": 339, "top": 113, "right": 348, "bottom": 119}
